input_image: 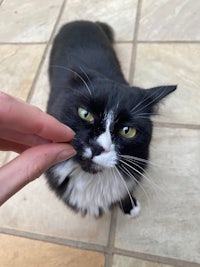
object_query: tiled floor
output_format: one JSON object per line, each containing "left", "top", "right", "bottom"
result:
{"left": 0, "top": 0, "right": 200, "bottom": 266}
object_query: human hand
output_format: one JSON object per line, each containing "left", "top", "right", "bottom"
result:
{"left": 0, "top": 91, "right": 76, "bottom": 205}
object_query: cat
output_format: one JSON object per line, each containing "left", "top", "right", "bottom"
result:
{"left": 46, "top": 20, "right": 176, "bottom": 218}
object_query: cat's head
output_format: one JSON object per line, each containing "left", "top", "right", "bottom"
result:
{"left": 57, "top": 70, "right": 176, "bottom": 175}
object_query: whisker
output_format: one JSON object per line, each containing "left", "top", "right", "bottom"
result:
{"left": 120, "top": 158, "right": 168, "bottom": 196}
{"left": 130, "top": 93, "right": 148, "bottom": 114}
{"left": 135, "top": 112, "right": 157, "bottom": 117}
{"left": 113, "top": 166, "right": 135, "bottom": 209}
{"left": 78, "top": 66, "right": 95, "bottom": 92}
{"left": 50, "top": 65, "right": 92, "bottom": 96}
{"left": 134, "top": 116, "right": 154, "bottom": 120}
{"left": 118, "top": 164, "right": 150, "bottom": 206}
{"left": 111, "top": 167, "right": 122, "bottom": 202}
{"left": 132, "top": 87, "right": 171, "bottom": 116}
{"left": 134, "top": 112, "right": 158, "bottom": 119}
{"left": 119, "top": 154, "right": 163, "bottom": 168}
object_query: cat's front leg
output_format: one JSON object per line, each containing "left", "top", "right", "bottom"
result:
{"left": 119, "top": 195, "right": 141, "bottom": 218}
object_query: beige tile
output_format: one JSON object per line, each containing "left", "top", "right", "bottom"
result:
{"left": 133, "top": 43, "right": 200, "bottom": 125}
{"left": 0, "top": 233, "right": 105, "bottom": 267}
{"left": 59, "top": 0, "right": 138, "bottom": 41}
{"left": 28, "top": 46, "right": 50, "bottom": 110}
{"left": 0, "top": 0, "right": 63, "bottom": 42}
{"left": 0, "top": 152, "right": 7, "bottom": 167}
{"left": 115, "top": 127, "right": 200, "bottom": 263}
{"left": 0, "top": 174, "right": 111, "bottom": 246}
{"left": 138, "top": 0, "right": 200, "bottom": 41}
{"left": 0, "top": 45, "right": 45, "bottom": 100}
{"left": 3, "top": 152, "right": 18, "bottom": 164}
{"left": 113, "top": 255, "right": 176, "bottom": 267}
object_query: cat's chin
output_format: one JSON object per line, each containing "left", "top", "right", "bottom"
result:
{"left": 81, "top": 162, "right": 103, "bottom": 174}
{"left": 78, "top": 158, "right": 104, "bottom": 174}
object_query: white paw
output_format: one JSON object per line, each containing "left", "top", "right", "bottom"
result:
{"left": 127, "top": 201, "right": 141, "bottom": 218}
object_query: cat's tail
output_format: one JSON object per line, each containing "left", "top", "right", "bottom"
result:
{"left": 96, "top": 22, "right": 114, "bottom": 43}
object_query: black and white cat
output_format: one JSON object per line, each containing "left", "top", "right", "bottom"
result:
{"left": 46, "top": 21, "right": 176, "bottom": 218}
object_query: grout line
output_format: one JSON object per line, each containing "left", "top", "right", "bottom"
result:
{"left": 153, "top": 121, "right": 200, "bottom": 130}
{"left": 104, "top": 208, "right": 118, "bottom": 267}
{"left": 0, "top": 227, "right": 106, "bottom": 254}
{"left": 128, "top": 0, "right": 143, "bottom": 85}
{"left": 137, "top": 40, "right": 200, "bottom": 44}
{"left": 113, "top": 248, "right": 200, "bottom": 267}
{"left": 26, "top": 0, "right": 67, "bottom": 103}
{"left": 0, "top": 42, "right": 47, "bottom": 45}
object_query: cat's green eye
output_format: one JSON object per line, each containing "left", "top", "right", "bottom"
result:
{"left": 78, "top": 107, "right": 94, "bottom": 123}
{"left": 119, "top": 126, "right": 137, "bottom": 139}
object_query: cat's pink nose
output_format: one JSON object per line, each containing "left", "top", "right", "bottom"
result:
{"left": 101, "top": 148, "right": 110, "bottom": 154}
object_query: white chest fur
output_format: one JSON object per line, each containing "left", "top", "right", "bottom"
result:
{"left": 52, "top": 159, "right": 134, "bottom": 217}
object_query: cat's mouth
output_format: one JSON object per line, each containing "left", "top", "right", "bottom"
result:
{"left": 74, "top": 154, "right": 103, "bottom": 174}
{"left": 75, "top": 149, "right": 118, "bottom": 174}
{"left": 81, "top": 160, "right": 103, "bottom": 174}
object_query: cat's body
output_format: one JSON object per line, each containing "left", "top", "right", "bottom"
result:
{"left": 46, "top": 21, "right": 176, "bottom": 218}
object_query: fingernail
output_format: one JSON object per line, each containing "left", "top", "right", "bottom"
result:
{"left": 57, "top": 149, "right": 77, "bottom": 162}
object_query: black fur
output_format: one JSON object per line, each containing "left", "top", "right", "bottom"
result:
{"left": 46, "top": 21, "right": 176, "bottom": 217}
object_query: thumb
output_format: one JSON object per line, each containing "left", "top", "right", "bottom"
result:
{"left": 0, "top": 143, "right": 76, "bottom": 205}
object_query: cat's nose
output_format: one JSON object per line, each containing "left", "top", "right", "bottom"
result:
{"left": 91, "top": 144, "right": 105, "bottom": 157}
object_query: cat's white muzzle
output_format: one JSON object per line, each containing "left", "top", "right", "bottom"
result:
{"left": 92, "top": 148, "right": 117, "bottom": 168}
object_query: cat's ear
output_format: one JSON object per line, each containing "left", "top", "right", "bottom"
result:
{"left": 145, "top": 85, "right": 177, "bottom": 105}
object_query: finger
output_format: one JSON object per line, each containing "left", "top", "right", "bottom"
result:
{"left": 0, "top": 91, "right": 74, "bottom": 142}
{"left": 0, "top": 139, "right": 30, "bottom": 153}
{"left": 0, "top": 143, "right": 76, "bottom": 205}
{"left": 0, "top": 128, "right": 50, "bottom": 147}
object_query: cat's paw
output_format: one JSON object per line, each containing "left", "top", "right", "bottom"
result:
{"left": 127, "top": 201, "right": 141, "bottom": 218}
